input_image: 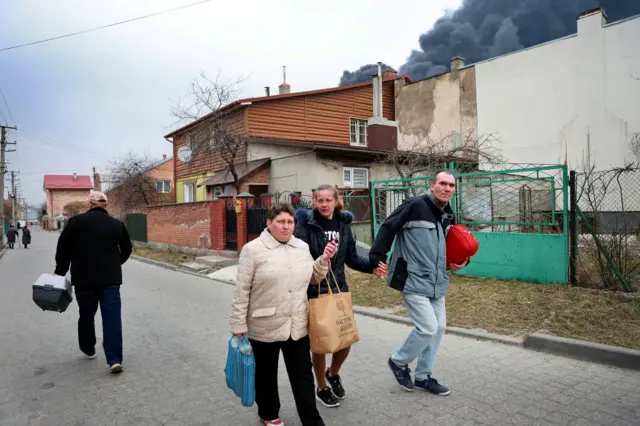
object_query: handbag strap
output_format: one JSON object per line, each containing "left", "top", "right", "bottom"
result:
{"left": 326, "top": 267, "right": 340, "bottom": 294}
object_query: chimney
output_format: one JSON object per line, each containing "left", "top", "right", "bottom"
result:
{"left": 383, "top": 68, "right": 397, "bottom": 78}
{"left": 578, "top": 7, "right": 607, "bottom": 32}
{"left": 73, "top": 173, "right": 77, "bottom": 181}
{"left": 278, "top": 65, "right": 291, "bottom": 95}
{"left": 372, "top": 73, "right": 380, "bottom": 118}
{"left": 375, "top": 62, "right": 384, "bottom": 117}
{"left": 162, "top": 154, "right": 167, "bottom": 159}
{"left": 265, "top": 86, "right": 270, "bottom": 96}
{"left": 451, "top": 56, "right": 464, "bottom": 71}
{"left": 450, "top": 56, "right": 465, "bottom": 71}
{"left": 93, "top": 170, "right": 102, "bottom": 192}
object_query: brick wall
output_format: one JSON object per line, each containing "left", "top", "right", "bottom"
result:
{"left": 147, "top": 202, "right": 215, "bottom": 249}
{"left": 239, "top": 165, "right": 270, "bottom": 193}
{"left": 106, "top": 159, "right": 175, "bottom": 220}
{"left": 50, "top": 189, "right": 91, "bottom": 217}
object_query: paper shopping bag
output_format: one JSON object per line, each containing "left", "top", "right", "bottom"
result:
{"left": 309, "top": 269, "right": 360, "bottom": 354}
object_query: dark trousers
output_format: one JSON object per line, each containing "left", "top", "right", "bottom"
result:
{"left": 75, "top": 286, "right": 123, "bottom": 366}
{"left": 250, "top": 335, "right": 324, "bottom": 426}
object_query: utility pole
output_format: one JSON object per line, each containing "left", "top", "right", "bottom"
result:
{"left": 0, "top": 125, "right": 17, "bottom": 247}
{"left": 11, "top": 171, "right": 16, "bottom": 226}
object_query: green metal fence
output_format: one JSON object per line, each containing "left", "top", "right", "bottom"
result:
{"left": 371, "top": 162, "right": 569, "bottom": 284}
{"left": 339, "top": 189, "right": 373, "bottom": 245}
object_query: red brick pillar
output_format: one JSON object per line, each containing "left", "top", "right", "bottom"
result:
{"left": 210, "top": 200, "right": 226, "bottom": 251}
{"left": 236, "top": 199, "right": 248, "bottom": 253}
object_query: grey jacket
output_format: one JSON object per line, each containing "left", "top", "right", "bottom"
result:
{"left": 369, "top": 191, "right": 455, "bottom": 299}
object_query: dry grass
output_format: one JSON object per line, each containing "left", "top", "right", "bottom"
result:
{"left": 133, "top": 247, "right": 196, "bottom": 266}
{"left": 347, "top": 270, "right": 640, "bottom": 350}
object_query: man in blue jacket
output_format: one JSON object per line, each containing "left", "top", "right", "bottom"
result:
{"left": 369, "top": 170, "right": 470, "bottom": 396}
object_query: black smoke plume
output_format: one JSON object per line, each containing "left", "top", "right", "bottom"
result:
{"left": 339, "top": 0, "right": 640, "bottom": 85}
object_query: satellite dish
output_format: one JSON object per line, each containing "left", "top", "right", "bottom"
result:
{"left": 177, "top": 146, "right": 193, "bottom": 162}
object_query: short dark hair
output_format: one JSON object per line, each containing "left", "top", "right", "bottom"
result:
{"left": 267, "top": 202, "right": 295, "bottom": 221}
{"left": 431, "top": 170, "right": 455, "bottom": 185}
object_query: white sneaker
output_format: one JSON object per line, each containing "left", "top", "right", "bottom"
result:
{"left": 109, "top": 363, "right": 124, "bottom": 374}
{"left": 85, "top": 353, "right": 96, "bottom": 360}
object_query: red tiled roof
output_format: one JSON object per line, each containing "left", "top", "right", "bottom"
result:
{"left": 44, "top": 175, "right": 93, "bottom": 190}
{"left": 164, "top": 74, "right": 412, "bottom": 138}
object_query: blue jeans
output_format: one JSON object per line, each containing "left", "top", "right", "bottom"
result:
{"left": 75, "top": 286, "right": 123, "bottom": 366}
{"left": 391, "top": 294, "right": 446, "bottom": 381}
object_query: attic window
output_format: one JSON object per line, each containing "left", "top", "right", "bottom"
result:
{"left": 350, "top": 119, "right": 367, "bottom": 147}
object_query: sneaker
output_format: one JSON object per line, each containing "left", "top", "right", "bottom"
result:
{"left": 325, "top": 369, "right": 345, "bottom": 400}
{"left": 85, "top": 353, "right": 97, "bottom": 360}
{"left": 415, "top": 376, "right": 451, "bottom": 396}
{"left": 316, "top": 386, "right": 340, "bottom": 408}
{"left": 260, "top": 419, "right": 284, "bottom": 426}
{"left": 109, "top": 363, "right": 124, "bottom": 374}
{"left": 387, "top": 357, "right": 415, "bottom": 391}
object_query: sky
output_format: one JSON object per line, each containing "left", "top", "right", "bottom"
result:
{"left": 0, "top": 0, "right": 463, "bottom": 205}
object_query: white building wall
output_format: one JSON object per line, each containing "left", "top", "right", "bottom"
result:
{"left": 476, "top": 10, "right": 640, "bottom": 171}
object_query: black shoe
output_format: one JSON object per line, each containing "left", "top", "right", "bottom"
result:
{"left": 316, "top": 386, "right": 340, "bottom": 408}
{"left": 325, "top": 369, "right": 345, "bottom": 400}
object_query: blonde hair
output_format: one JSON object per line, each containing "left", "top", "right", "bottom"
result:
{"left": 313, "top": 184, "right": 344, "bottom": 211}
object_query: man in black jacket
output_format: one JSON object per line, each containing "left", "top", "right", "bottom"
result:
{"left": 55, "top": 191, "right": 132, "bottom": 374}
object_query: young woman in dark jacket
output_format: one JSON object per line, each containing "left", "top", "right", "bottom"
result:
{"left": 294, "top": 184, "right": 387, "bottom": 408}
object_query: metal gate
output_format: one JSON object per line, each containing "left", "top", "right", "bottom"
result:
{"left": 247, "top": 197, "right": 269, "bottom": 242}
{"left": 225, "top": 200, "right": 237, "bottom": 251}
{"left": 371, "top": 162, "right": 569, "bottom": 283}
{"left": 126, "top": 213, "right": 148, "bottom": 242}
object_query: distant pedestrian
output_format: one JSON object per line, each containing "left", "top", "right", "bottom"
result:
{"left": 54, "top": 191, "right": 132, "bottom": 374}
{"left": 369, "top": 171, "right": 471, "bottom": 396}
{"left": 6, "top": 224, "right": 18, "bottom": 249}
{"left": 22, "top": 224, "right": 31, "bottom": 249}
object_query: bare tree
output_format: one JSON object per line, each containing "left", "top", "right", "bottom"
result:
{"left": 63, "top": 201, "right": 88, "bottom": 217}
{"left": 574, "top": 134, "right": 640, "bottom": 292}
{"left": 377, "top": 128, "right": 503, "bottom": 197}
{"left": 171, "top": 71, "right": 248, "bottom": 194}
{"left": 37, "top": 201, "right": 47, "bottom": 220}
{"left": 104, "top": 152, "right": 157, "bottom": 212}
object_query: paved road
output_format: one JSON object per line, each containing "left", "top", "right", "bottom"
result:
{"left": 1, "top": 228, "right": 639, "bottom": 426}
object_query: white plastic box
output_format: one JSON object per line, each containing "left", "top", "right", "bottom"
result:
{"left": 32, "top": 273, "right": 73, "bottom": 313}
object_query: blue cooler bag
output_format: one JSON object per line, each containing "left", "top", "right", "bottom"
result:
{"left": 224, "top": 335, "right": 255, "bottom": 407}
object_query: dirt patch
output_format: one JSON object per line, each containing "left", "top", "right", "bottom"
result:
{"left": 347, "top": 270, "right": 640, "bottom": 350}
{"left": 133, "top": 247, "right": 196, "bottom": 266}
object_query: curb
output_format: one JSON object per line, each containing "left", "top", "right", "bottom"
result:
{"left": 0, "top": 248, "right": 6, "bottom": 262}
{"left": 130, "top": 255, "right": 213, "bottom": 280}
{"left": 351, "top": 306, "right": 523, "bottom": 347}
{"left": 131, "top": 254, "right": 639, "bottom": 370}
{"left": 130, "top": 255, "right": 237, "bottom": 282}
{"left": 524, "top": 333, "right": 640, "bottom": 371}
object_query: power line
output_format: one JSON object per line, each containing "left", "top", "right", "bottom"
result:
{"left": 0, "top": 86, "right": 16, "bottom": 126}
{"left": 0, "top": 0, "right": 212, "bottom": 53}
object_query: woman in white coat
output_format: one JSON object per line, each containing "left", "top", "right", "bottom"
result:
{"left": 230, "top": 203, "right": 337, "bottom": 426}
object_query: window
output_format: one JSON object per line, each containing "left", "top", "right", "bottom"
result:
{"left": 343, "top": 167, "right": 369, "bottom": 188}
{"left": 213, "top": 185, "right": 232, "bottom": 198}
{"left": 184, "top": 183, "right": 195, "bottom": 202}
{"left": 350, "top": 119, "right": 367, "bottom": 147}
{"left": 188, "top": 133, "right": 197, "bottom": 150}
{"left": 156, "top": 180, "right": 171, "bottom": 193}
